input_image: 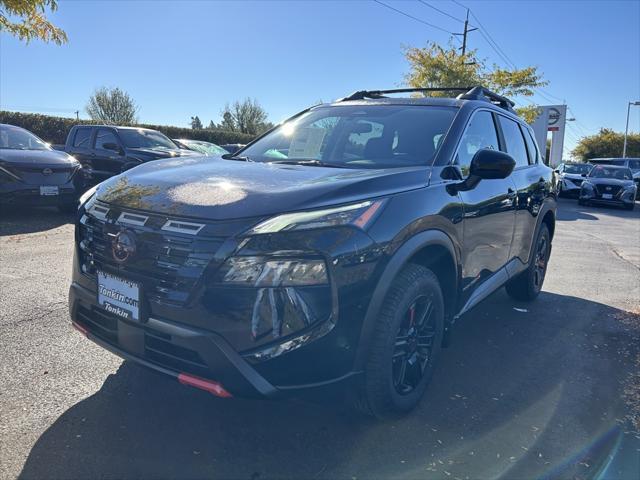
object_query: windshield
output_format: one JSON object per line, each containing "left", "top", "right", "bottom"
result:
{"left": 118, "top": 129, "right": 178, "bottom": 150}
{"left": 0, "top": 125, "right": 50, "bottom": 150}
{"left": 238, "top": 105, "right": 457, "bottom": 169}
{"left": 564, "top": 164, "right": 592, "bottom": 174}
{"left": 588, "top": 165, "right": 633, "bottom": 180}
{"left": 180, "top": 140, "right": 227, "bottom": 156}
{"left": 591, "top": 159, "right": 625, "bottom": 166}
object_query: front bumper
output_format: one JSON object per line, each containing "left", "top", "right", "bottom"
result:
{"left": 69, "top": 281, "right": 361, "bottom": 397}
{"left": 579, "top": 187, "right": 636, "bottom": 206}
{"left": 0, "top": 185, "right": 77, "bottom": 206}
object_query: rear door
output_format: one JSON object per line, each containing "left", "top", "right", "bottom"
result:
{"left": 67, "top": 126, "right": 94, "bottom": 172}
{"left": 498, "top": 115, "right": 550, "bottom": 264}
{"left": 456, "top": 110, "right": 517, "bottom": 303}
{"left": 91, "top": 128, "right": 125, "bottom": 182}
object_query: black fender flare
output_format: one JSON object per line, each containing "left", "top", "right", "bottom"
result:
{"left": 353, "top": 229, "right": 459, "bottom": 370}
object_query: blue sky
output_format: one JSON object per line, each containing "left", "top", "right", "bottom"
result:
{"left": 1, "top": 0, "right": 639, "bottom": 157}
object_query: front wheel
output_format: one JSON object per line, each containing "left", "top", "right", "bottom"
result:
{"left": 353, "top": 264, "right": 444, "bottom": 418}
{"left": 506, "top": 223, "right": 551, "bottom": 301}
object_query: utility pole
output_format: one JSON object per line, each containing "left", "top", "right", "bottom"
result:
{"left": 456, "top": 9, "right": 477, "bottom": 56}
{"left": 622, "top": 101, "right": 640, "bottom": 158}
{"left": 75, "top": 110, "right": 79, "bottom": 121}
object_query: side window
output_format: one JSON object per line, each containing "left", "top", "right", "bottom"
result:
{"left": 497, "top": 116, "right": 529, "bottom": 168}
{"left": 94, "top": 129, "right": 119, "bottom": 151}
{"left": 628, "top": 160, "right": 640, "bottom": 171}
{"left": 523, "top": 127, "right": 539, "bottom": 164}
{"left": 456, "top": 111, "right": 500, "bottom": 176}
{"left": 73, "top": 128, "right": 92, "bottom": 148}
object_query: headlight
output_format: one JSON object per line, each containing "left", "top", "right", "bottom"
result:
{"left": 78, "top": 184, "right": 99, "bottom": 207}
{"left": 219, "top": 257, "right": 328, "bottom": 286}
{"left": 248, "top": 199, "right": 385, "bottom": 234}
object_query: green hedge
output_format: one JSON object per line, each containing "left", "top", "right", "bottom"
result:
{"left": 0, "top": 111, "right": 255, "bottom": 146}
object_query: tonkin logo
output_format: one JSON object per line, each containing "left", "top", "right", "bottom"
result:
{"left": 111, "top": 230, "right": 137, "bottom": 263}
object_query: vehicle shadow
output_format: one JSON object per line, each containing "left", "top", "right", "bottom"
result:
{"left": 557, "top": 198, "right": 640, "bottom": 221}
{"left": 18, "top": 291, "right": 638, "bottom": 480}
{"left": 0, "top": 206, "right": 74, "bottom": 236}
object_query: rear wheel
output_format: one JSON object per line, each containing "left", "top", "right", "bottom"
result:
{"left": 353, "top": 264, "right": 444, "bottom": 418}
{"left": 506, "top": 223, "right": 551, "bottom": 301}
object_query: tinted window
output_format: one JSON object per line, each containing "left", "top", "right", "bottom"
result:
{"left": 240, "top": 105, "right": 457, "bottom": 169}
{"left": 94, "top": 129, "right": 119, "bottom": 151}
{"left": 498, "top": 116, "right": 529, "bottom": 168}
{"left": 0, "top": 125, "right": 50, "bottom": 151}
{"left": 118, "top": 129, "right": 177, "bottom": 150}
{"left": 589, "top": 166, "right": 633, "bottom": 180}
{"left": 456, "top": 110, "right": 499, "bottom": 176}
{"left": 627, "top": 160, "right": 640, "bottom": 171}
{"left": 73, "top": 128, "right": 92, "bottom": 148}
{"left": 523, "top": 127, "right": 539, "bottom": 164}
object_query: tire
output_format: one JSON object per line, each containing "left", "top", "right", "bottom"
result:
{"left": 353, "top": 264, "right": 445, "bottom": 418}
{"left": 506, "top": 223, "right": 551, "bottom": 302}
{"left": 624, "top": 203, "right": 635, "bottom": 211}
{"left": 578, "top": 199, "right": 587, "bottom": 206}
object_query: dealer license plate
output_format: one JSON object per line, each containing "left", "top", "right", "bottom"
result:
{"left": 40, "top": 185, "right": 59, "bottom": 196}
{"left": 602, "top": 193, "right": 613, "bottom": 200}
{"left": 97, "top": 270, "right": 140, "bottom": 321}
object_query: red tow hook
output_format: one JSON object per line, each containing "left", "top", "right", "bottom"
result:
{"left": 72, "top": 322, "right": 88, "bottom": 336}
{"left": 178, "top": 372, "right": 233, "bottom": 398}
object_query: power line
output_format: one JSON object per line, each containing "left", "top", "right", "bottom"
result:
{"left": 417, "top": 0, "right": 467, "bottom": 24}
{"left": 373, "top": 0, "right": 458, "bottom": 35}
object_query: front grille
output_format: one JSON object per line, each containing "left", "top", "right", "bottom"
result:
{"left": 77, "top": 305, "right": 118, "bottom": 344}
{"left": 595, "top": 184, "right": 622, "bottom": 196}
{"left": 144, "top": 330, "right": 210, "bottom": 377}
{"left": 78, "top": 202, "right": 228, "bottom": 305}
{"left": 76, "top": 305, "right": 210, "bottom": 377}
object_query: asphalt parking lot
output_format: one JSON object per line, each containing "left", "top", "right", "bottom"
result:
{"left": 1, "top": 199, "right": 639, "bottom": 480}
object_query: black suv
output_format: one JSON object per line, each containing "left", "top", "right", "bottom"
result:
{"left": 69, "top": 87, "right": 556, "bottom": 417}
{"left": 65, "top": 125, "right": 200, "bottom": 185}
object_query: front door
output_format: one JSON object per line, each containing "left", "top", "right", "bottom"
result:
{"left": 455, "top": 110, "right": 517, "bottom": 305}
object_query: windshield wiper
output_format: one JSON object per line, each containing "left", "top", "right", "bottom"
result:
{"left": 268, "top": 159, "right": 350, "bottom": 168}
{"left": 221, "top": 153, "right": 252, "bottom": 162}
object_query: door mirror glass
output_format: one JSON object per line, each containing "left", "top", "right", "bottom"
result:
{"left": 470, "top": 149, "right": 516, "bottom": 180}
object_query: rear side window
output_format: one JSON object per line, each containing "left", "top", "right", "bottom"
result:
{"left": 627, "top": 160, "right": 640, "bottom": 170}
{"left": 73, "top": 128, "right": 92, "bottom": 148}
{"left": 94, "top": 129, "right": 119, "bottom": 150}
{"left": 456, "top": 110, "right": 500, "bottom": 176}
{"left": 497, "top": 116, "right": 529, "bottom": 168}
{"left": 523, "top": 128, "right": 539, "bottom": 164}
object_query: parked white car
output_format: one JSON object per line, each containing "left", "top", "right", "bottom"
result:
{"left": 556, "top": 162, "right": 593, "bottom": 197}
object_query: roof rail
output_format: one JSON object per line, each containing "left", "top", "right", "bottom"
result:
{"left": 338, "top": 86, "right": 515, "bottom": 112}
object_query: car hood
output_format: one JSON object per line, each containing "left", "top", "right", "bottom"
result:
{"left": 562, "top": 173, "right": 585, "bottom": 180}
{"left": 0, "top": 148, "right": 78, "bottom": 167}
{"left": 126, "top": 147, "right": 202, "bottom": 159}
{"left": 586, "top": 177, "right": 634, "bottom": 187}
{"left": 95, "top": 157, "right": 429, "bottom": 220}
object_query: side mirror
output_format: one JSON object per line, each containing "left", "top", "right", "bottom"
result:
{"left": 581, "top": 173, "right": 587, "bottom": 177}
{"left": 554, "top": 169, "right": 560, "bottom": 174}
{"left": 103, "top": 142, "right": 122, "bottom": 153}
{"left": 451, "top": 149, "right": 516, "bottom": 193}
{"left": 469, "top": 149, "right": 516, "bottom": 180}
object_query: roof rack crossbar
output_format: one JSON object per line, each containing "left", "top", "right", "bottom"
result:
{"left": 456, "top": 86, "right": 515, "bottom": 110}
{"left": 338, "top": 85, "right": 516, "bottom": 112}
{"left": 339, "top": 87, "right": 473, "bottom": 102}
